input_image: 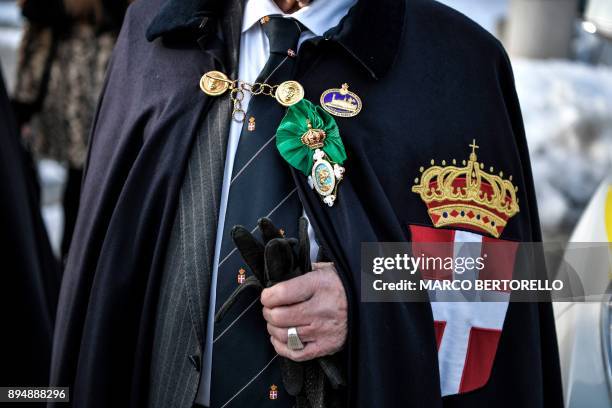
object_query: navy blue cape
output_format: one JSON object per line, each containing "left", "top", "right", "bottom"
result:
{"left": 50, "top": 1, "right": 563, "bottom": 407}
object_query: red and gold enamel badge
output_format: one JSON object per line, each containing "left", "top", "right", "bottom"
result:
{"left": 269, "top": 384, "right": 278, "bottom": 400}
{"left": 237, "top": 268, "right": 246, "bottom": 284}
{"left": 411, "top": 140, "right": 519, "bottom": 238}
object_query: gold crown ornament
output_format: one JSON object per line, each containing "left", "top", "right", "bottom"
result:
{"left": 411, "top": 140, "right": 520, "bottom": 238}
{"left": 301, "top": 120, "right": 327, "bottom": 149}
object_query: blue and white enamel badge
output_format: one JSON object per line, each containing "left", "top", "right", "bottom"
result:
{"left": 320, "top": 83, "right": 362, "bottom": 118}
{"left": 308, "top": 149, "right": 345, "bottom": 207}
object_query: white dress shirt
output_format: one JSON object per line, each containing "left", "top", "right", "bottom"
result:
{"left": 200, "top": 0, "right": 357, "bottom": 404}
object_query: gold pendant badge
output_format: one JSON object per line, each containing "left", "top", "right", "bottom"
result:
{"left": 411, "top": 140, "right": 520, "bottom": 238}
{"left": 200, "top": 71, "right": 231, "bottom": 96}
{"left": 275, "top": 80, "right": 305, "bottom": 107}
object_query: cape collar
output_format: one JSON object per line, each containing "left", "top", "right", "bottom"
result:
{"left": 146, "top": 0, "right": 405, "bottom": 80}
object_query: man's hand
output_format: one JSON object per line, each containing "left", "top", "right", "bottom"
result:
{"left": 261, "top": 262, "right": 348, "bottom": 362}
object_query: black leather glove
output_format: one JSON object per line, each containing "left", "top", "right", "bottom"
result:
{"left": 215, "top": 217, "right": 345, "bottom": 407}
{"left": 215, "top": 218, "right": 285, "bottom": 322}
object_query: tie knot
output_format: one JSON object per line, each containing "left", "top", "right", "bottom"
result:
{"left": 261, "top": 15, "right": 304, "bottom": 56}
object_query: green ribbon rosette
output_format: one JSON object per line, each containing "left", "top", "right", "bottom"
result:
{"left": 276, "top": 99, "right": 346, "bottom": 175}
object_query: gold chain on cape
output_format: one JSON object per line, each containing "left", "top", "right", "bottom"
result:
{"left": 229, "top": 81, "right": 279, "bottom": 122}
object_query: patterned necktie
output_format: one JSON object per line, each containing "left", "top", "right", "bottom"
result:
{"left": 209, "top": 16, "right": 304, "bottom": 408}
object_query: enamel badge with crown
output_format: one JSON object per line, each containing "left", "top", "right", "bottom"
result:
{"left": 269, "top": 384, "right": 278, "bottom": 400}
{"left": 320, "top": 83, "right": 362, "bottom": 117}
{"left": 276, "top": 99, "right": 347, "bottom": 207}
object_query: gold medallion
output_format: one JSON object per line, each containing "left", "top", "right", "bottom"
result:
{"left": 275, "top": 80, "right": 304, "bottom": 107}
{"left": 200, "top": 70, "right": 230, "bottom": 96}
{"left": 320, "top": 83, "right": 362, "bottom": 117}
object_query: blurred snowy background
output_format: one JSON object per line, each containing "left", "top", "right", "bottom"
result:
{"left": 438, "top": 0, "right": 612, "bottom": 242}
{"left": 0, "top": 1, "right": 20, "bottom": 92}
{"left": 1, "top": 0, "right": 612, "bottom": 253}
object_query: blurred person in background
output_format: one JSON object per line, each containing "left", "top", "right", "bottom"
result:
{"left": 0, "top": 68, "right": 60, "bottom": 401}
{"left": 11, "top": 0, "right": 129, "bottom": 262}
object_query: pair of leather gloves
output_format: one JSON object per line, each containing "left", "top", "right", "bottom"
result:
{"left": 215, "top": 217, "right": 345, "bottom": 408}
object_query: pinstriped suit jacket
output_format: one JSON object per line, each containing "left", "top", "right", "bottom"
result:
{"left": 148, "top": 2, "right": 242, "bottom": 407}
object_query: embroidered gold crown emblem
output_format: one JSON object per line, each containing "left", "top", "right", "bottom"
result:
{"left": 301, "top": 119, "right": 327, "bottom": 149}
{"left": 411, "top": 140, "right": 519, "bottom": 238}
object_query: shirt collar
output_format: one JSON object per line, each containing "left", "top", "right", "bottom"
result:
{"left": 146, "top": 0, "right": 222, "bottom": 42}
{"left": 146, "top": 0, "right": 406, "bottom": 80}
{"left": 241, "top": 0, "right": 358, "bottom": 37}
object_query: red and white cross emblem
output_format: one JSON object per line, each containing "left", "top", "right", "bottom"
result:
{"left": 237, "top": 268, "right": 246, "bottom": 284}
{"left": 269, "top": 384, "right": 278, "bottom": 400}
{"left": 410, "top": 225, "right": 518, "bottom": 396}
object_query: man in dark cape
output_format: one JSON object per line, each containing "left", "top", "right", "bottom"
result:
{"left": 50, "top": 0, "right": 563, "bottom": 407}
{"left": 0, "top": 72, "right": 60, "bottom": 397}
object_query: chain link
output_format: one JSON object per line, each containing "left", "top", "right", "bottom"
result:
{"left": 230, "top": 85, "right": 246, "bottom": 122}
{"left": 228, "top": 79, "right": 279, "bottom": 122}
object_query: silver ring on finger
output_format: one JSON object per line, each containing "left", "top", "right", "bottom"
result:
{"left": 287, "top": 327, "right": 305, "bottom": 350}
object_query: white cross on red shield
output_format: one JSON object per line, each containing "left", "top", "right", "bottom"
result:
{"left": 410, "top": 225, "right": 518, "bottom": 396}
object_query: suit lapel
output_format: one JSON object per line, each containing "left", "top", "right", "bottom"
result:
{"left": 221, "top": 0, "right": 243, "bottom": 78}
{"left": 180, "top": 0, "right": 243, "bottom": 347}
